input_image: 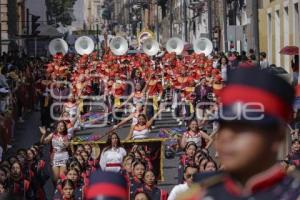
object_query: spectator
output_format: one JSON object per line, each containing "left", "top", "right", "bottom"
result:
{"left": 203, "top": 159, "right": 218, "bottom": 172}
{"left": 260, "top": 52, "right": 269, "bottom": 69}
{"left": 0, "top": 67, "right": 9, "bottom": 89}
{"left": 139, "top": 170, "right": 168, "bottom": 199}
{"left": 130, "top": 160, "right": 146, "bottom": 199}
{"left": 53, "top": 179, "right": 76, "bottom": 200}
{"left": 286, "top": 139, "right": 300, "bottom": 167}
{"left": 168, "top": 165, "right": 198, "bottom": 200}
{"left": 218, "top": 56, "right": 229, "bottom": 81}
{"left": 292, "top": 55, "right": 299, "bottom": 86}
{"left": 134, "top": 191, "right": 150, "bottom": 200}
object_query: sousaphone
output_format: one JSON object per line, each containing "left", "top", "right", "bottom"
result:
{"left": 193, "top": 37, "right": 213, "bottom": 56}
{"left": 109, "top": 36, "right": 128, "bottom": 56}
{"left": 75, "top": 36, "right": 95, "bottom": 55}
{"left": 142, "top": 38, "right": 160, "bottom": 56}
{"left": 49, "top": 38, "right": 69, "bottom": 56}
{"left": 166, "top": 37, "right": 184, "bottom": 55}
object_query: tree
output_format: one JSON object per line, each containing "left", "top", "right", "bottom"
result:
{"left": 45, "top": 0, "right": 77, "bottom": 26}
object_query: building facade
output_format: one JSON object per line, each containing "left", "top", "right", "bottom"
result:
{"left": 222, "top": 0, "right": 259, "bottom": 53}
{"left": 160, "top": 0, "right": 210, "bottom": 45}
{"left": 259, "top": 0, "right": 299, "bottom": 72}
{"left": 0, "top": 0, "right": 26, "bottom": 54}
{"left": 0, "top": 0, "right": 9, "bottom": 54}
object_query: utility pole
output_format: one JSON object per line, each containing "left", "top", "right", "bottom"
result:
{"left": 207, "top": 0, "right": 212, "bottom": 41}
{"left": 223, "top": 0, "right": 228, "bottom": 52}
{"left": 183, "top": 0, "right": 188, "bottom": 42}
{"left": 252, "top": 0, "right": 260, "bottom": 65}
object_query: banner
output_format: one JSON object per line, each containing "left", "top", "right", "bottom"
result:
{"left": 71, "top": 138, "right": 165, "bottom": 181}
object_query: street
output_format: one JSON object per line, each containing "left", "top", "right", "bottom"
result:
{"left": 0, "top": 0, "right": 299, "bottom": 199}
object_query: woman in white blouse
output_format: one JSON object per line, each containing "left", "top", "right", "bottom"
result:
{"left": 99, "top": 132, "right": 126, "bottom": 172}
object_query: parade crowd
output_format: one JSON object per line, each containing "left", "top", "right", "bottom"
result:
{"left": 0, "top": 48, "right": 299, "bottom": 200}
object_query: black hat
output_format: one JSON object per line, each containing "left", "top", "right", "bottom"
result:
{"left": 86, "top": 171, "right": 128, "bottom": 200}
{"left": 218, "top": 68, "right": 295, "bottom": 124}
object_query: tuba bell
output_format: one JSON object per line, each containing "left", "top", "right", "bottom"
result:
{"left": 109, "top": 36, "right": 128, "bottom": 56}
{"left": 75, "top": 36, "right": 95, "bottom": 55}
{"left": 166, "top": 37, "right": 184, "bottom": 55}
{"left": 142, "top": 38, "right": 160, "bottom": 56}
{"left": 49, "top": 38, "right": 69, "bottom": 56}
{"left": 193, "top": 38, "right": 213, "bottom": 56}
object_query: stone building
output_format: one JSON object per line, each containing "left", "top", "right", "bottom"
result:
{"left": 259, "top": 0, "right": 299, "bottom": 71}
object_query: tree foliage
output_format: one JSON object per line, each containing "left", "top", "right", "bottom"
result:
{"left": 45, "top": 0, "right": 77, "bottom": 26}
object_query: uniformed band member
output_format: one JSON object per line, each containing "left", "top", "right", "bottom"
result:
{"left": 180, "top": 68, "right": 300, "bottom": 200}
{"left": 86, "top": 171, "right": 128, "bottom": 200}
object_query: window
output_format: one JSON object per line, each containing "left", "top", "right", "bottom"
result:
{"left": 267, "top": 13, "right": 272, "bottom": 63}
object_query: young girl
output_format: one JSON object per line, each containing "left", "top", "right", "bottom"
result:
{"left": 9, "top": 161, "right": 35, "bottom": 199}
{"left": 53, "top": 179, "right": 76, "bottom": 200}
{"left": 178, "top": 142, "right": 197, "bottom": 184}
{"left": 55, "top": 168, "right": 86, "bottom": 200}
{"left": 40, "top": 121, "right": 70, "bottom": 183}
{"left": 130, "top": 160, "right": 146, "bottom": 199}
{"left": 203, "top": 159, "right": 218, "bottom": 172}
{"left": 140, "top": 170, "right": 168, "bottom": 200}
{"left": 134, "top": 191, "right": 151, "bottom": 200}
{"left": 99, "top": 133, "right": 126, "bottom": 172}
{"left": 127, "top": 109, "right": 164, "bottom": 140}
{"left": 181, "top": 119, "right": 212, "bottom": 149}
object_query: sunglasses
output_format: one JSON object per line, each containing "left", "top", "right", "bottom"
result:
{"left": 186, "top": 173, "right": 196, "bottom": 179}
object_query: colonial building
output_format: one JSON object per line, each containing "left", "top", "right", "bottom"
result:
{"left": 221, "top": 0, "right": 259, "bottom": 53}
{"left": 0, "top": 0, "right": 27, "bottom": 54}
{"left": 160, "top": 0, "right": 210, "bottom": 45}
{"left": 259, "top": 0, "right": 300, "bottom": 72}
